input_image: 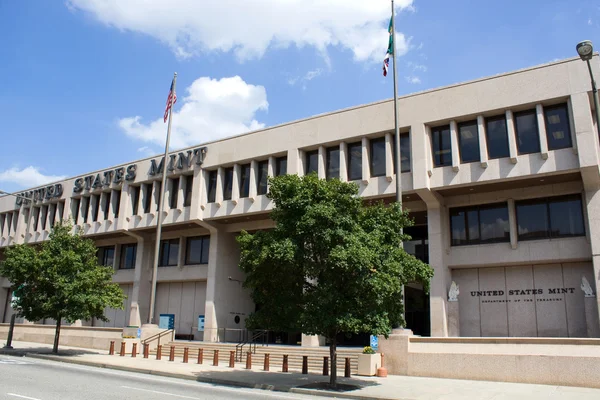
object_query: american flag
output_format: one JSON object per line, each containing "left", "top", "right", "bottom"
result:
{"left": 163, "top": 79, "right": 177, "bottom": 123}
{"left": 383, "top": 53, "right": 390, "bottom": 77}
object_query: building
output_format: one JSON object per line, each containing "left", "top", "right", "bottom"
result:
{"left": 1, "top": 55, "right": 599, "bottom": 342}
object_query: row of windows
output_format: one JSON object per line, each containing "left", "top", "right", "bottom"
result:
{"left": 432, "top": 103, "right": 572, "bottom": 167}
{"left": 97, "top": 235, "right": 210, "bottom": 269}
{"left": 0, "top": 211, "right": 19, "bottom": 235}
{"left": 450, "top": 194, "right": 585, "bottom": 246}
{"left": 71, "top": 191, "right": 121, "bottom": 224}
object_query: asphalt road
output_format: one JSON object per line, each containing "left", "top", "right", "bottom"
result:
{"left": 0, "top": 355, "right": 321, "bottom": 400}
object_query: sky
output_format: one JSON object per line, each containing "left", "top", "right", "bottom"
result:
{"left": 0, "top": 0, "right": 599, "bottom": 193}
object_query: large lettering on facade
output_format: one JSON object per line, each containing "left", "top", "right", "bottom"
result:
{"left": 148, "top": 147, "right": 207, "bottom": 176}
{"left": 16, "top": 184, "right": 63, "bottom": 205}
{"left": 73, "top": 165, "right": 137, "bottom": 193}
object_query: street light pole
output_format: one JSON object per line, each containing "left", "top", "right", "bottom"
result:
{"left": 576, "top": 41, "right": 600, "bottom": 137}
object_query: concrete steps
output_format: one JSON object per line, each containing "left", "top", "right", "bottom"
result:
{"left": 148, "top": 341, "right": 362, "bottom": 375}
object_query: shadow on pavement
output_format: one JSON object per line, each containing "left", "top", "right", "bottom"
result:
{"left": 0, "top": 346, "right": 98, "bottom": 357}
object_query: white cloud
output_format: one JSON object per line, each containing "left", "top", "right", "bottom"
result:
{"left": 137, "top": 146, "right": 157, "bottom": 157}
{"left": 0, "top": 167, "right": 67, "bottom": 189}
{"left": 406, "top": 61, "right": 427, "bottom": 72}
{"left": 405, "top": 75, "right": 421, "bottom": 84}
{"left": 588, "top": 18, "right": 593, "bottom": 25}
{"left": 67, "top": 0, "right": 414, "bottom": 63}
{"left": 288, "top": 68, "right": 324, "bottom": 90}
{"left": 119, "top": 76, "right": 269, "bottom": 149}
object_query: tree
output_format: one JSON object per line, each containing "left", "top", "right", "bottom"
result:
{"left": 0, "top": 221, "right": 126, "bottom": 353}
{"left": 238, "top": 174, "right": 434, "bottom": 387}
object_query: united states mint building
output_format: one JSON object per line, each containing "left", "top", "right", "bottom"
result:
{"left": 1, "top": 55, "right": 600, "bottom": 343}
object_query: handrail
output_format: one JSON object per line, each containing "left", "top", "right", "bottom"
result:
{"left": 141, "top": 329, "right": 174, "bottom": 347}
{"left": 235, "top": 329, "right": 268, "bottom": 362}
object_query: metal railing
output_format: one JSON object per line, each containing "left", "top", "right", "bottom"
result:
{"left": 141, "top": 329, "right": 174, "bottom": 347}
{"left": 235, "top": 329, "right": 268, "bottom": 362}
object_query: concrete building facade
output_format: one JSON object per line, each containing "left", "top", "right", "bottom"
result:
{"left": 1, "top": 56, "right": 599, "bottom": 342}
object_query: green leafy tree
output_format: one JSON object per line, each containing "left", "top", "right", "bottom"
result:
{"left": 238, "top": 174, "right": 434, "bottom": 387}
{"left": 0, "top": 221, "right": 126, "bottom": 353}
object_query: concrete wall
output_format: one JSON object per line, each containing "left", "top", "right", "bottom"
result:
{"left": 0, "top": 324, "right": 122, "bottom": 351}
{"left": 154, "top": 281, "right": 206, "bottom": 339}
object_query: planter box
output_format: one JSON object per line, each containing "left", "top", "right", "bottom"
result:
{"left": 357, "top": 353, "right": 382, "bottom": 376}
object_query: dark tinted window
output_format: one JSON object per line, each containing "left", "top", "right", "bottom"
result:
{"left": 97, "top": 246, "right": 115, "bottom": 267}
{"left": 223, "top": 167, "right": 233, "bottom": 201}
{"left": 240, "top": 164, "right": 251, "bottom": 198}
{"left": 305, "top": 150, "right": 319, "bottom": 175}
{"left": 450, "top": 203, "right": 509, "bottom": 246}
{"left": 517, "top": 195, "right": 585, "bottom": 240}
{"left": 113, "top": 190, "right": 120, "bottom": 218}
{"left": 391, "top": 133, "right": 411, "bottom": 173}
{"left": 92, "top": 195, "right": 100, "bottom": 222}
{"left": 184, "top": 175, "right": 193, "bottom": 207}
{"left": 257, "top": 160, "right": 269, "bottom": 195}
{"left": 276, "top": 157, "right": 287, "bottom": 176}
{"left": 82, "top": 196, "right": 90, "bottom": 223}
{"left": 131, "top": 186, "right": 140, "bottom": 215}
{"left": 170, "top": 177, "right": 179, "bottom": 209}
{"left": 431, "top": 125, "right": 452, "bottom": 167}
{"left": 370, "top": 137, "right": 386, "bottom": 177}
{"left": 544, "top": 104, "right": 572, "bottom": 150}
{"left": 207, "top": 170, "right": 217, "bottom": 203}
{"left": 120, "top": 244, "right": 137, "bottom": 269}
{"left": 347, "top": 142, "right": 362, "bottom": 181}
{"left": 458, "top": 120, "right": 480, "bottom": 163}
{"left": 185, "top": 236, "right": 210, "bottom": 265}
{"left": 326, "top": 146, "right": 340, "bottom": 180}
{"left": 485, "top": 115, "right": 510, "bottom": 159}
{"left": 143, "top": 183, "right": 152, "bottom": 213}
{"left": 515, "top": 109, "right": 540, "bottom": 154}
{"left": 154, "top": 182, "right": 161, "bottom": 211}
{"left": 72, "top": 198, "right": 80, "bottom": 222}
{"left": 159, "top": 238, "right": 180, "bottom": 267}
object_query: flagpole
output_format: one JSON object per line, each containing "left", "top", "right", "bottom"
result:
{"left": 147, "top": 72, "right": 177, "bottom": 325}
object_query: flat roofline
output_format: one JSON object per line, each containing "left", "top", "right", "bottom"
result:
{"left": 4, "top": 54, "right": 596, "bottom": 196}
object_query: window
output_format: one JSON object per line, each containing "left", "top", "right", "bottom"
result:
{"left": 155, "top": 181, "right": 162, "bottom": 211}
{"left": 305, "top": 150, "right": 318, "bottom": 175}
{"left": 184, "top": 175, "right": 193, "bottom": 207}
{"left": 82, "top": 196, "right": 90, "bottom": 223}
{"left": 240, "top": 164, "right": 251, "bottom": 198}
{"left": 131, "top": 186, "right": 140, "bottom": 215}
{"left": 392, "top": 133, "right": 411, "bottom": 173}
{"left": 544, "top": 103, "right": 572, "bottom": 150}
{"left": 516, "top": 195, "right": 584, "bottom": 241}
{"left": 143, "top": 183, "right": 152, "bottom": 214}
{"left": 58, "top": 201, "right": 65, "bottom": 221}
{"left": 185, "top": 236, "right": 210, "bottom": 265}
{"left": 370, "top": 137, "right": 386, "bottom": 177}
{"left": 33, "top": 207, "right": 39, "bottom": 231}
{"left": 514, "top": 109, "right": 540, "bottom": 154}
{"left": 207, "top": 170, "right": 217, "bottom": 203}
{"left": 450, "top": 203, "right": 510, "bottom": 246}
{"left": 49, "top": 205, "right": 56, "bottom": 228}
{"left": 458, "top": 120, "right": 480, "bottom": 163}
{"left": 92, "top": 194, "right": 100, "bottom": 221}
{"left": 485, "top": 115, "right": 510, "bottom": 159}
{"left": 103, "top": 191, "right": 111, "bottom": 220}
{"left": 97, "top": 246, "right": 115, "bottom": 267}
{"left": 431, "top": 125, "right": 452, "bottom": 167}
{"left": 159, "top": 238, "right": 180, "bottom": 267}
{"left": 275, "top": 156, "right": 287, "bottom": 176}
{"left": 120, "top": 244, "right": 137, "bottom": 269}
{"left": 113, "top": 190, "right": 121, "bottom": 218}
{"left": 72, "top": 198, "right": 80, "bottom": 222}
{"left": 223, "top": 167, "right": 234, "bottom": 200}
{"left": 41, "top": 205, "right": 48, "bottom": 230}
{"left": 257, "top": 160, "right": 269, "bottom": 195}
{"left": 170, "top": 177, "right": 179, "bottom": 209}
{"left": 326, "top": 146, "right": 340, "bottom": 180}
{"left": 347, "top": 141, "right": 362, "bottom": 181}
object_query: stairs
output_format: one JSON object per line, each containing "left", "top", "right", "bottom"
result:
{"left": 149, "top": 341, "right": 362, "bottom": 375}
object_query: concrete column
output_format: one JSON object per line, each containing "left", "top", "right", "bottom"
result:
{"left": 128, "top": 237, "right": 149, "bottom": 327}
{"left": 428, "top": 204, "right": 450, "bottom": 337}
{"left": 450, "top": 120, "right": 460, "bottom": 172}
{"left": 249, "top": 160, "right": 257, "bottom": 201}
{"left": 216, "top": 167, "right": 224, "bottom": 207}
{"left": 339, "top": 142, "right": 348, "bottom": 182}
{"left": 116, "top": 185, "right": 130, "bottom": 230}
{"left": 301, "top": 334, "right": 325, "bottom": 347}
{"left": 317, "top": 146, "right": 326, "bottom": 179}
{"left": 584, "top": 188, "right": 600, "bottom": 332}
{"left": 506, "top": 110, "right": 518, "bottom": 164}
{"left": 176, "top": 176, "right": 185, "bottom": 210}
{"left": 268, "top": 156, "right": 275, "bottom": 177}
{"left": 232, "top": 164, "right": 240, "bottom": 204}
{"left": 447, "top": 300, "right": 460, "bottom": 337}
{"left": 508, "top": 198, "right": 518, "bottom": 249}
{"left": 106, "top": 191, "right": 115, "bottom": 221}
{"left": 536, "top": 104, "right": 549, "bottom": 159}
{"left": 190, "top": 166, "right": 204, "bottom": 218}
{"left": 385, "top": 133, "right": 394, "bottom": 181}
{"left": 81, "top": 196, "right": 90, "bottom": 224}
{"left": 477, "top": 115, "right": 488, "bottom": 168}
{"left": 361, "top": 137, "right": 370, "bottom": 184}
{"left": 152, "top": 180, "right": 162, "bottom": 214}
{"left": 567, "top": 97, "right": 578, "bottom": 155}
{"left": 584, "top": 295, "right": 600, "bottom": 338}
{"left": 15, "top": 204, "right": 27, "bottom": 243}
{"left": 286, "top": 149, "right": 301, "bottom": 175}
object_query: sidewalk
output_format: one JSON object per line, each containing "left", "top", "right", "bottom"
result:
{"left": 2, "top": 340, "right": 600, "bottom": 400}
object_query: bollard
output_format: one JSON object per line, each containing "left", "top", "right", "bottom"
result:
{"left": 264, "top": 354, "right": 270, "bottom": 371}
{"left": 198, "top": 348, "right": 203, "bottom": 364}
{"left": 302, "top": 356, "right": 308, "bottom": 374}
{"left": 109, "top": 341, "right": 115, "bottom": 355}
{"left": 323, "top": 356, "right": 329, "bottom": 376}
{"left": 246, "top": 352, "right": 252, "bottom": 369}
{"left": 282, "top": 354, "right": 289, "bottom": 373}
{"left": 213, "top": 350, "right": 219, "bottom": 366}
{"left": 132, "top": 343, "right": 137, "bottom": 358}
{"left": 143, "top": 343, "right": 149, "bottom": 359}
{"left": 229, "top": 351, "right": 235, "bottom": 368}
{"left": 169, "top": 345, "right": 175, "bottom": 362}
{"left": 156, "top": 345, "right": 162, "bottom": 360}
{"left": 183, "top": 347, "right": 189, "bottom": 363}
{"left": 345, "top": 357, "right": 351, "bottom": 378}
{"left": 119, "top": 342, "right": 126, "bottom": 357}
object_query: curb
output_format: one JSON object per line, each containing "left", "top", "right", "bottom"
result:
{"left": 24, "top": 353, "right": 401, "bottom": 400}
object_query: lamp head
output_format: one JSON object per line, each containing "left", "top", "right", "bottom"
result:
{"left": 577, "top": 40, "right": 594, "bottom": 61}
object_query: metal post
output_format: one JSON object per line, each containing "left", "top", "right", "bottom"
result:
{"left": 587, "top": 59, "right": 600, "bottom": 138}
{"left": 3, "top": 314, "right": 16, "bottom": 349}
{"left": 148, "top": 73, "right": 177, "bottom": 325}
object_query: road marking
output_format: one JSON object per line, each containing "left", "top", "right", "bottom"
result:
{"left": 121, "top": 386, "right": 199, "bottom": 399}
{"left": 7, "top": 394, "right": 42, "bottom": 400}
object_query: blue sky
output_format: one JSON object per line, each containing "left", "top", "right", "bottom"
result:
{"left": 0, "top": 0, "right": 598, "bottom": 193}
